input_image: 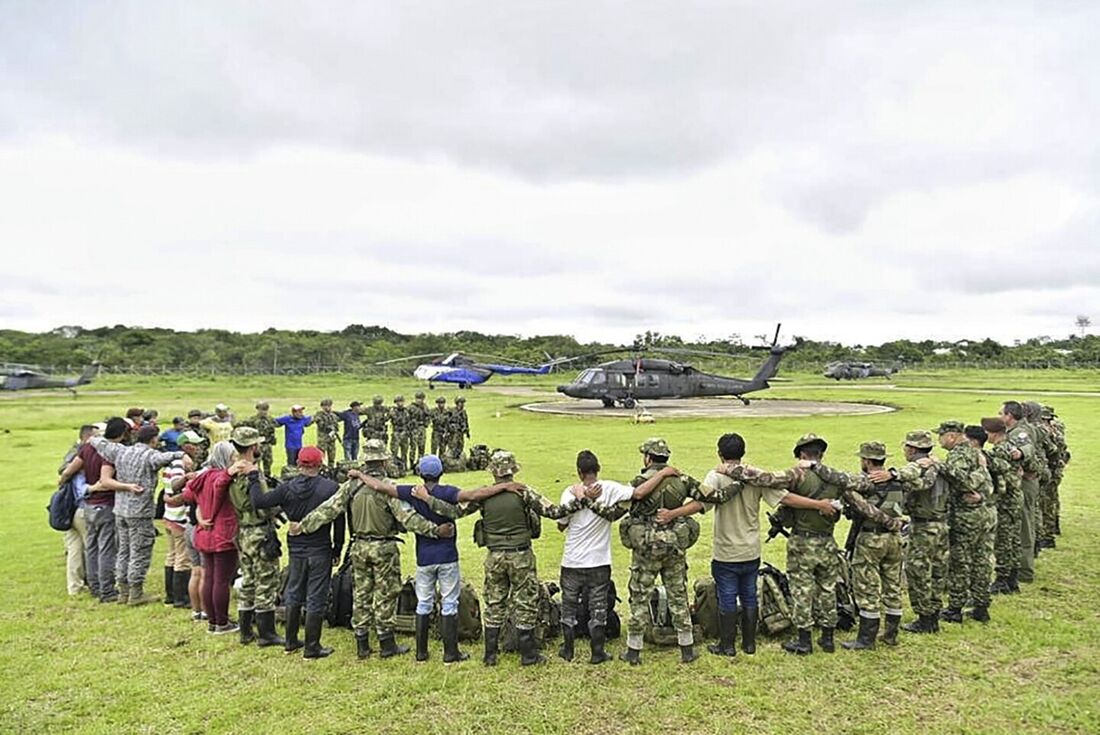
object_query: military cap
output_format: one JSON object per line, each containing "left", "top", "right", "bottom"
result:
{"left": 980, "top": 417, "right": 1006, "bottom": 434}
{"left": 793, "top": 433, "right": 828, "bottom": 455}
{"left": 935, "top": 420, "right": 965, "bottom": 435}
{"left": 178, "top": 430, "right": 207, "bottom": 446}
{"left": 394, "top": 395, "right": 405, "bottom": 403}
{"left": 372, "top": 395, "right": 384, "bottom": 404}
{"left": 320, "top": 398, "right": 333, "bottom": 407}
{"left": 435, "top": 397, "right": 446, "bottom": 404}
{"left": 231, "top": 426, "right": 264, "bottom": 447}
{"left": 1022, "top": 401, "right": 1043, "bottom": 420}
{"left": 488, "top": 450, "right": 521, "bottom": 477}
{"left": 638, "top": 437, "right": 672, "bottom": 457}
{"left": 456, "top": 397, "right": 466, "bottom": 404}
{"left": 215, "top": 403, "right": 230, "bottom": 412}
{"left": 857, "top": 441, "right": 887, "bottom": 460}
{"left": 350, "top": 400, "right": 362, "bottom": 408}
{"left": 903, "top": 430, "right": 935, "bottom": 449}
{"left": 415, "top": 391, "right": 426, "bottom": 400}
{"left": 187, "top": 409, "right": 203, "bottom": 418}
{"left": 255, "top": 401, "right": 270, "bottom": 410}
{"left": 361, "top": 438, "right": 391, "bottom": 462}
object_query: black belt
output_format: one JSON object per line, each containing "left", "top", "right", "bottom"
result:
{"left": 489, "top": 544, "right": 531, "bottom": 553}
{"left": 792, "top": 530, "right": 833, "bottom": 538}
{"left": 354, "top": 534, "right": 400, "bottom": 543}
{"left": 860, "top": 527, "right": 897, "bottom": 534}
{"left": 908, "top": 517, "right": 944, "bottom": 524}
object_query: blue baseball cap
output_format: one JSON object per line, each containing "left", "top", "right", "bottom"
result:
{"left": 417, "top": 455, "right": 443, "bottom": 478}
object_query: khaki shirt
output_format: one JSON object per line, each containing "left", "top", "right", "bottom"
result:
{"left": 703, "top": 470, "right": 788, "bottom": 563}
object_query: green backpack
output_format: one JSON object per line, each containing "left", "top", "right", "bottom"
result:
{"left": 393, "top": 576, "right": 484, "bottom": 642}
{"left": 757, "top": 562, "right": 794, "bottom": 636}
{"left": 643, "top": 586, "right": 680, "bottom": 646}
{"left": 692, "top": 576, "right": 720, "bottom": 640}
{"left": 501, "top": 580, "right": 561, "bottom": 652}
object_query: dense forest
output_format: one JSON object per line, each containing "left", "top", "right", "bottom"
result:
{"left": 1, "top": 325, "right": 1098, "bottom": 374}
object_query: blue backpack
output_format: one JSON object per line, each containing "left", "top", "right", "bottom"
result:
{"left": 48, "top": 480, "right": 79, "bottom": 531}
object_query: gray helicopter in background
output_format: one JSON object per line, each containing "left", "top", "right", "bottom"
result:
{"left": 0, "top": 363, "right": 100, "bottom": 392}
{"left": 822, "top": 360, "right": 901, "bottom": 380}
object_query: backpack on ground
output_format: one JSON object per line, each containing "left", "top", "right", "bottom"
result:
{"left": 467, "top": 444, "right": 491, "bottom": 471}
{"left": 394, "top": 577, "right": 420, "bottom": 634}
{"left": 691, "top": 576, "right": 720, "bottom": 640}
{"left": 502, "top": 580, "right": 561, "bottom": 652}
{"left": 442, "top": 454, "right": 467, "bottom": 473}
{"left": 643, "top": 586, "right": 680, "bottom": 646}
{"left": 834, "top": 548, "right": 857, "bottom": 631}
{"left": 430, "top": 580, "right": 483, "bottom": 642}
{"left": 48, "top": 480, "right": 79, "bottom": 532}
{"left": 326, "top": 556, "right": 355, "bottom": 629}
{"left": 574, "top": 578, "right": 621, "bottom": 640}
{"left": 757, "top": 562, "right": 793, "bottom": 636}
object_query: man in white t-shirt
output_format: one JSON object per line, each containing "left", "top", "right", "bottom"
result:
{"left": 556, "top": 449, "right": 677, "bottom": 665}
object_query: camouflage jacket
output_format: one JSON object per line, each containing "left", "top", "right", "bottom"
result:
{"left": 984, "top": 441, "right": 1021, "bottom": 498}
{"left": 429, "top": 407, "right": 450, "bottom": 430}
{"left": 314, "top": 410, "right": 341, "bottom": 442}
{"left": 362, "top": 406, "right": 390, "bottom": 434}
{"left": 408, "top": 401, "right": 431, "bottom": 431}
{"left": 1034, "top": 421, "right": 1065, "bottom": 479}
{"left": 448, "top": 408, "right": 470, "bottom": 437}
{"left": 938, "top": 443, "right": 994, "bottom": 507}
{"left": 239, "top": 414, "right": 278, "bottom": 446}
{"left": 298, "top": 469, "right": 440, "bottom": 538}
{"left": 390, "top": 405, "right": 411, "bottom": 433}
{"left": 424, "top": 485, "right": 582, "bottom": 521}
{"left": 810, "top": 465, "right": 908, "bottom": 524}
{"left": 587, "top": 464, "right": 718, "bottom": 522}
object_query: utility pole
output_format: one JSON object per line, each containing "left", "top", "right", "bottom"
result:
{"left": 273, "top": 343, "right": 279, "bottom": 375}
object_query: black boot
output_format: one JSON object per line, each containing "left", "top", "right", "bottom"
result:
{"left": 558, "top": 624, "right": 575, "bottom": 661}
{"left": 415, "top": 613, "right": 431, "bottom": 662}
{"left": 589, "top": 625, "right": 612, "bottom": 665}
{"left": 989, "top": 574, "right": 1010, "bottom": 595}
{"left": 619, "top": 646, "right": 642, "bottom": 665}
{"left": 355, "top": 630, "right": 372, "bottom": 660}
{"left": 708, "top": 611, "right": 737, "bottom": 657}
{"left": 902, "top": 614, "right": 935, "bottom": 634}
{"left": 1007, "top": 569, "right": 1021, "bottom": 594}
{"left": 239, "top": 610, "right": 256, "bottom": 645}
{"left": 970, "top": 605, "right": 990, "bottom": 623}
{"left": 256, "top": 610, "right": 285, "bottom": 648}
{"left": 441, "top": 615, "right": 468, "bottom": 664}
{"left": 378, "top": 631, "right": 410, "bottom": 659}
{"left": 483, "top": 626, "right": 500, "bottom": 666}
{"left": 818, "top": 627, "right": 835, "bottom": 653}
{"left": 841, "top": 616, "right": 878, "bottom": 650}
{"left": 303, "top": 612, "right": 333, "bottom": 659}
{"left": 163, "top": 567, "right": 175, "bottom": 605}
{"left": 741, "top": 607, "right": 758, "bottom": 655}
{"left": 940, "top": 607, "right": 963, "bottom": 624}
{"left": 519, "top": 628, "right": 547, "bottom": 666}
{"left": 680, "top": 643, "right": 698, "bottom": 664}
{"left": 284, "top": 606, "right": 303, "bottom": 654}
{"left": 172, "top": 570, "right": 190, "bottom": 608}
{"left": 881, "top": 614, "right": 901, "bottom": 646}
{"left": 783, "top": 628, "right": 813, "bottom": 655}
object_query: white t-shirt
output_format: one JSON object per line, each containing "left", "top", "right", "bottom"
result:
{"left": 162, "top": 459, "right": 189, "bottom": 524}
{"left": 559, "top": 480, "right": 635, "bottom": 569}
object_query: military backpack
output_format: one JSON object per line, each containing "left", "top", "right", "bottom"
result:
{"left": 573, "top": 578, "right": 621, "bottom": 640}
{"left": 501, "top": 580, "right": 561, "bottom": 652}
{"left": 642, "top": 585, "right": 705, "bottom": 646}
{"left": 834, "top": 548, "right": 857, "bottom": 631}
{"left": 326, "top": 556, "right": 355, "bottom": 629}
{"left": 757, "top": 562, "right": 794, "bottom": 636}
{"left": 467, "top": 444, "right": 492, "bottom": 471}
{"left": 691, "top": 576, "right": 720, "bottom": 640}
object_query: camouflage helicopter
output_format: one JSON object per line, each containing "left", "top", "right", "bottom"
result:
{"left": 0, "top": 363, "right": 100, "bottom": 392}
{"left": 556, "top": 325, "right": 791, "bottom": 408}
{"left": 822, "top": 361, "right": 900, "bottom": 380}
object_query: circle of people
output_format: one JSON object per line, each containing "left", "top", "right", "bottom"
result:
{"left": 55, "top": 397, "right": 1067, "bottom": 665}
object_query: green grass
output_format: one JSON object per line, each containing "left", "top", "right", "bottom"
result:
{"left": 1, "top": 371, "right": 1097, "bottom": 734}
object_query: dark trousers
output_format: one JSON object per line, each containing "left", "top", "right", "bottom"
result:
{"left": 202, "top": 549, "right": 238, "bottom": 626}
{"left": 83, "top": 504, "right": 117, "bottom": 599}
{"left": 559, "top": 565, "right": 611, "bottom": 632}
{"left": 284, "top": 547, "right": 333, "bottom": 615}
{"left": 286, "top": 447, "right": 300, "bottom": 466}
{"left": 712, "top": 558, "right": 760, "bottom": 614}
{"left": 343, "top": 436, "right": 359, "bottom": 461}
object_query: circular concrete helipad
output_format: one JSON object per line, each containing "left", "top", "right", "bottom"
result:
{"left": 520, "top": 397, "right": 895, "bottom": 418}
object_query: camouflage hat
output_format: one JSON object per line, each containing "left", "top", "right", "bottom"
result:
{"left": 935, "top": 420, "right": 965, "bottom": 435}
{"left": 1021, "top": 401, "right": 1043, "bottom": 420}
{"left": 255, "top": 401, "right": 269, "bottom": 410}
{"left": 980, "top": 417, "right": 1006, "bottom": 434}
{"left": 435, "top": 397, "right": 446, "bottom": 404}
{"left": 320, "top": 398, "right": 333, "bottom": 407}
{"left": 857, "top": 441, "right": 887, "bottom": 460}
{"left": 187, "top": 409, "right": 203, "bottom": 418}
{"left": 456, "top": 397, "right": 466, "bottom": 404}
{"left": 361, "top": 438, "right": 390, "bottom": 462}
{"left": 903, "top": 430, "right": 935, "bottom": 449}
{"left": 414, "top": 391, "right": 426, "bottom": 400}
{"left": 394, "top": 395, "right": 405, "bottom": 403}
{"left": 487, "top": 450, "right": 521, "bottom": 477}
{"left": 638, "top": 437, "right": 672, "bottom": 457}
{"left": 1040, "top": 404, "right": 1056, "bottom": 419}
{"left": 793, "top": 433, "right": 828, "bottom": 454}
{"left": 231, "top": 425, "right": 264, "bottom": 447}
{"left": 215, "top": 403, "right": 230, "bottom": 412}
{"left": 177, "top": 430, "right": 207, "bottom": 446}
{"left": 372, "top": 395, "right": 383, "bottom": 404}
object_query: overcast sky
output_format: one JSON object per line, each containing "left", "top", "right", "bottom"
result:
{"left": 1, "top": 1, "right": 1097, "bottom": 346}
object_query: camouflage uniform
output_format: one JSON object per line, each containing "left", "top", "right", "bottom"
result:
{"left": 1033, "top": 410, "right": 1065, "bottom": 544}
{"left": 1044, "top": 408, "right": 1069, "bottom": 536}
{"left": 314, "top": 404, "right": 341, "bottom": 467}
{"left": 297, "top": 440, "right": 442, "bottom": 649}
{"left": 447, "top": 399, "right": 469, "bottom": 460}
{"left": 361, "top": 397, "right": 390, "bottom": 445}
{"left": 389, "top": 397, "right": 411, "bottom": 471}
{"left": 985, "top": 439, "right": 1023, "bottom": 588}
{"left": 229, "top": 444, "right": 281, "bottom": 615}
{"left": 429, "top": 398, "right": 449, "bottom": 456}
{"left": 408, "top": 393, "right": 431, "bottom": 464}
{"left": 238, "top": 403, "right": 277, "bottom": 477}
{"left": 185, "top": 413, "right": 210, "bottom": 466}
{"left": 1008, "top": 418, "right": 1043, "bottom": 583}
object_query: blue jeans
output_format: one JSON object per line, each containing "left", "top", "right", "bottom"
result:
{"left": 286, "top": 447, "right": 300, "bottom": 466}
{"left": 711, "top": 558, "right": 760, "bottom": 613}
{"left": 342, "top": 436, "right": 359, "bottom": 461}
{"left": 414, "top": 562, "right": 461, "bottom": 616}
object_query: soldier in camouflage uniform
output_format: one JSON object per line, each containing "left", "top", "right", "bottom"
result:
{"left": 983, "top": 417, "right": 1024, "bottom": 595}
{"left": 291, "top": 439, "right": 453, "bottom": 659}
{"left": 362, "top": 395, "right": 390, "bottom": 446}
{"left": 389, "top": 395, "right": 411, "bottom": 472}
{"left": 185, "top": 409, "right": 210, "bottom": 466}
{"left": 447, "top": 396, "right": 470, "bottom": 460}
{"left": 937, "top": 422, "right": 996, "bottom": 624}
{"left": 314, "top": 399, "right": 341, "bottom": 468}
{"left": 1042, "top": 405, "right": 1069, "bottom": 537}
{"left": 1028, "top": 402, "right": 1065, "bottom": 549}
{"left": 408, "top": 392, "right": 431, "bottom": 465}
{"left": 227, "top": 426, "right": 285, "bottom": 648}
{"left": 1000, "top": 401, "right": 1044, "bottom": 584}
{"left": 430, "top": 397, "right": 449, "bottom": 456}
{"left": 809, "top": 441, "right": 907, "bottom": 650}
{"left": 237, "top": 402, "right": 277, "bottom": 477}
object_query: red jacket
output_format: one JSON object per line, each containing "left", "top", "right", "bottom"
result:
{"left": 180, "top": 469, "right": 238, "bottom": 553}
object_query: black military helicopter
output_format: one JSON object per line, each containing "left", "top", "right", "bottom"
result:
{"left": 822, "top": 361, "right": 900, "bottom": 380}
{"left": 0, "top": 363, "right": 100, "bottom": 392}
{"left": 556, "top": 325, "right": 790, "bottom": 408}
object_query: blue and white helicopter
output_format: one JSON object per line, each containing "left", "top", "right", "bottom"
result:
{"left": 376, "top": 352, "right": 575, "bottom": 389}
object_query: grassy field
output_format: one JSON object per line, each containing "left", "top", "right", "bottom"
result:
{"left": 0, "top": 370, "right": 1097, "bottom": 734}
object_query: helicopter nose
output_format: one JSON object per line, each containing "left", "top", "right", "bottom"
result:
{"left": 556, "top": 385, "right": 570, "bottom": 395}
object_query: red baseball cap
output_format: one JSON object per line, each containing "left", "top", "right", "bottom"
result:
{"left": 297, "top": 446, "right": 324, "bottom": 467}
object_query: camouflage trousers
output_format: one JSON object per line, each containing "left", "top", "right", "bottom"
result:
{"left": 258, "top": 444, "right": 274, "bottom": 478}
{"left": 390, "top": 431, "right": 410, "bottom": 468}
{"left": 1019, "top": 477, "right": 1039, "bottom": 582}
{"left": 351, "top": 539, "right": 402, "bottom": 636}
{"left": 787, "top": 534, "right": 839, "bottom": 630}
{"left": 1039, "top": 480, "right": 1060, "bottom": 540}
{"left": 448, "top": 434, "right": 466, "bottom": 460}
{"left": 408, "top": 429, "right": 426, "bottom": 464}
{"left": 237, "top": 525, "right": 281, "bottom": 613}
{"left": 994, "top": 483, "right": 1023, "bottom": 574}
{"left": 115, "top": 516, "right": 156, "bottom": 587}
{"left": 483, "top": 548, "right": 539, "bottom": 630}
{"left": 317, "top": 437, "right": 338, "bottom": 467}
{"left": 948, "top": 505, "right": 996, "bottom": 609}
{"left": 363, "top": 429, "right": 388, "bottom": 446}
{"left": 851, "top": 530, "right": 904, "bottom": 618}
{"left": 431, "top": 428, "right": 447, "bottom": 456}
{"left": 627, "top": 548, "right": 692, "bottom": 648}
{"left": 905, "top": 520, "right": 949, "bottom": 616}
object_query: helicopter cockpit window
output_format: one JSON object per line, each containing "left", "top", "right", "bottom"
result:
{"left": 589, "top": 371, "right": 606, "bottom": 385}
{"left": 577, "top": 369, "right": 596, "bottom": 384}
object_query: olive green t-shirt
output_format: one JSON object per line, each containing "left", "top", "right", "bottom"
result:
{"left": 704, "top": 470, "right": 788, "bottom": 563}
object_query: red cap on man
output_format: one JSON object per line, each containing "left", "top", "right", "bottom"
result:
{"left": 297, "top": 446, "right": 324, "bottom": 467}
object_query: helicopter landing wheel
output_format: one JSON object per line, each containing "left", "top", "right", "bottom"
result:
{"left": 622, "top": 397, "right": 636, "bottom": 409}
{"left": 601, "top": 398, "right": 615, "bottom": 408}
{"left": 739, "top": 397, "right": 751, "bottom": 406}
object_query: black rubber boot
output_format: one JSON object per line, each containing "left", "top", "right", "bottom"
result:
{"left": 679, "top": 644, "right": 698, "bottom": 664}
{"left": 989, "top": 574, "right": 1010, "bottom": 595}
{"left": 378, "top": 631, "right": 410, "bottom": 659}
{"left": 818, "top": 627, "right": 835, "bottom": 653}
{"left": 1007, "top": 570, "right": 1021, "bottom": 594}
{"left": 841, "top": 616, "right": 878, "bottom": 650}
{"left": 741, "top": 607, "right": 758, "bottom": 655}
{"left": 783, "top": 628, "right": 813, "bottom": 655}
{"left": 415, "top": 614, "right": 431, "bottom": 662}
{"left": 589, "top": 626, "right": 612, "bottom": 665}
{"left": 940, "top": 607, "right": 963, "bottom": 624}
{"left": 239, "top": 610, "right": 256, "bottom": 645}
{"left": 172, "top": 570, "right": 190, "bottom": 608}
{"left": 970, "top": 605, "right": 991, "bottom": 623}
{"left": 256, "top": 610, "right": 285, "bottom": 648}
{"left": 558, "top": 624, "right": 575, "bottom": 661}
{"left": 441, "top": 615, "right": 468, "bottom": 664}
{"left": 163, "top": 567, "right": 175, "bottom": 605}
{"left": 483, "top": 626, "right": 500, "bottom": 666}
{"left": 619, "top": 646, "right": 642, "bottom": 666}
{"left": 356, "top": 631, "right": 372, "bottom": 659}
{"left": 708, "top": 612, "right": 737, "bottom": 657}
{"left": 902, "top": 614, "right": 935, "bottom": 634}
{"left": 284, "top": 606, "right": 303, "bottom": 654}
{"left": 303, "top": 612, "right": 333, "bottom": 659}
{"left": 519, "top": 628, "right": 547, "bottom": 666}
{"left": 881, "top": 614, "right": 901, "bottom": 646}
